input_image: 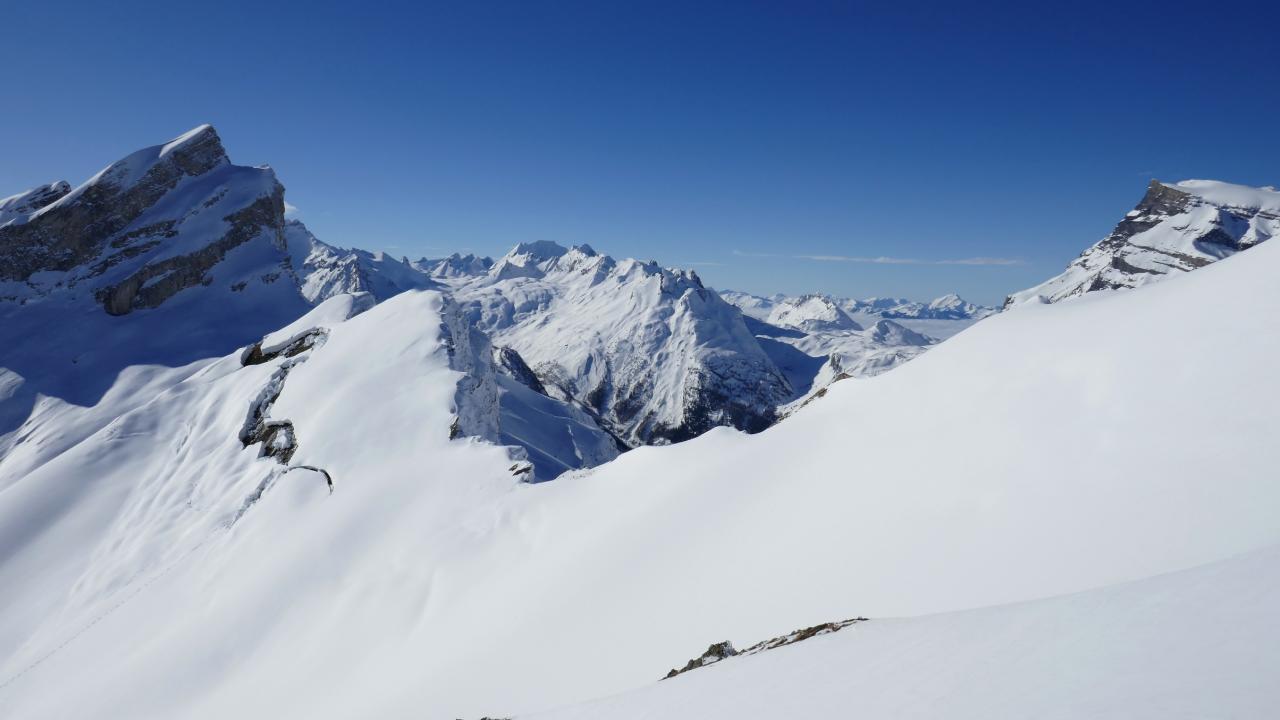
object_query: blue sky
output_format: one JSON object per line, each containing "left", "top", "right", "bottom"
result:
{"left": 3, "top": 1, "right": 1277, "bottom": 305}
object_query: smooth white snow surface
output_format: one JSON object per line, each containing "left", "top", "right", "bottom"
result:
{"left": 530, "top": 545, "right": 1280, "bottom": 720}
{"left": 1173, "top": 178, "right": 1280, "bottom": 211}
{"left": 1, "top": 235, "right": 1278, "bottom": 718}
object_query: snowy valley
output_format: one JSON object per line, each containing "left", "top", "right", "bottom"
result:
{"left": 1, "top": 127, "right": 1278, "bottom": 719}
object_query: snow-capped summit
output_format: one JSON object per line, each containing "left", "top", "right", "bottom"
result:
{"left": 864, "top": 318, "right": 933, "bottom": 346}
{"left": 452, "top": 244, "right": 792, "bottom": 446}
{"left": 1005, "top": 179, "right": 1280, "bottom": 307}
{"left": 766, "top": 294, "right": 861, "bottom": 332}
{"left": 413, "top": 252, "right": 495, "bottom": 280}
{"left": 487, "top": 240, "right": 606, "bottom": 281}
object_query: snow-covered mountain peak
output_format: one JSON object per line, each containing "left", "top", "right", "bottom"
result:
{"left": 1006, "top": 178, "right": 1280, "bottom": 307}
{"left": 766, "top": 294, "right": 860, "bottom": 332}
{"left": 452, "top": 246, "right": 790, "bottom": 446}
{"left": 41, "top": 124, "right": 231, "bottom": 217}
{"left": 864, "top": 319, "right": 934, "bottom": 346}
{"left": 510, "top": 239, "right": 570, "bottom": 259}
{"left": 412, "top": 252, "right": 495, "bottom": 280}
{"left": 0, "top": 123, "right": 294, "bottom": 313}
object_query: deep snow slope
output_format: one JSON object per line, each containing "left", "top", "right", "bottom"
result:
{"left": 451, "top": 242, "right": 793, "bottom": 446}
{"left": 529, "top": 545, "right": 1280, "bottom": 720}
{"left": 1, "top": 211, "right": 1277, "bottom": 719}
{"left": 1006, "top": 179, "right": 1280, "bottom": 306}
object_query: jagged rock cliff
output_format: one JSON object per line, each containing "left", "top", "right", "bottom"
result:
{"left": 1005, "top": 179, "right": 1280, "bottom": 307}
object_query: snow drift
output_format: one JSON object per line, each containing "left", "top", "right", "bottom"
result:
{"left": 1, "top": 198, "right": 1278, "bottom": 718}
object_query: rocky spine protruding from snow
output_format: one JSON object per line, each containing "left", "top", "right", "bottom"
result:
{"left": 452, "top": 242, "right": 793, "bottom": 446}
{"left": 1005, "top": 179, "right": 1280, "bottom": 307}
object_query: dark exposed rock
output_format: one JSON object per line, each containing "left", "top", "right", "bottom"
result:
{"left": 492, "top": 345, "right": 546, "bottom": 395}
{"left": 0, "top": 126, "right": 229, "bottom": 282}
{"left": 664, "top": 641, "right": 738, "bottom": 679}
{"left": 240, "top": 328, "right": 328, "bottom": 366}
{"left": 662, "top": 617, "right": 869, "bottom": 680}
{"left": 238, "top": 328, "right": 328, "bottom": 466}
{"left": 97, "top": 189, "right": 286, "bottom": 315}
{"left": 0, "top": 181, "right": 71, "bottom": 216}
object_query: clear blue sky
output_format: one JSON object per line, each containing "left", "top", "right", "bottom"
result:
{"left": 3, "top": 1, "right": 1277, "bottom": 305}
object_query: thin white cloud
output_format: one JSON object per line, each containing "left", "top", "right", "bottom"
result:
{"left": 733, "top": 249, "right": 1023, "bottom": 266}
{"left": 936, "top": 257, "right": 1025, "bottom": 266}
{"left": 283, "top": 200, "right": 300, "bottom": 217}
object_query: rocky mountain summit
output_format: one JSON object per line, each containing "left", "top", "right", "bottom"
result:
{"left": 1006, "top": 179, "right": 1280, "bottom": 307}
{"left": 448, "top": 241, "right": 794, "bottom": 446}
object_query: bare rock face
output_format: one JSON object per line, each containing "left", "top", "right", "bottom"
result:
{"left": 0, "top": 125, "right": 299, "bottom": 313}
{"left": 1, "top": 126, "right": 232, "bottom": 281}
{"left": 1006, "top": 179, "right": 1280, "bottom": 307}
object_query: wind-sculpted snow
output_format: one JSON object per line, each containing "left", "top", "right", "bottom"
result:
{"left": 451, "top": 242, "right": 793, "bottom": 446}
{"left": 1006, "top": 179, "right": 1280, "bottom": 306}
{"left": 530, "top": 547, "right": 1280, "bottom": 720}
{"left": 1, "top": 214, "right": 1278, "bottom": 719}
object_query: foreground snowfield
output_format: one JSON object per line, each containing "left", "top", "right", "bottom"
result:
{"left": 1, "top": 239, "right": 1278, "bottom": 717}
{"left": 531, "top": 544, "right": 1280, "bottom": 719}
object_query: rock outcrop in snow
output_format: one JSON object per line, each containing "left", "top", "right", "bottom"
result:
{"left": 1006, "top": 179, "right": 1280, "bottom": 307}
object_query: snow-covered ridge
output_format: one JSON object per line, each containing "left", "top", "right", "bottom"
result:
{"left": 1, "top": 128, "right": 1279, "bottom": 718}
{"left": 765, "top": 294, "right": 860, "bottom": 332}
{"left": 2, "top": 200, "right": 1276, "bottom": 718}
{"left": 0, "top": 182, "right": 70, "bottom": 228}
{"left": 1006, "top": 178, "right": 1280, "bottom": 306}
{"left": 0, "top": 127, "right": 618, "bottom": 481}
